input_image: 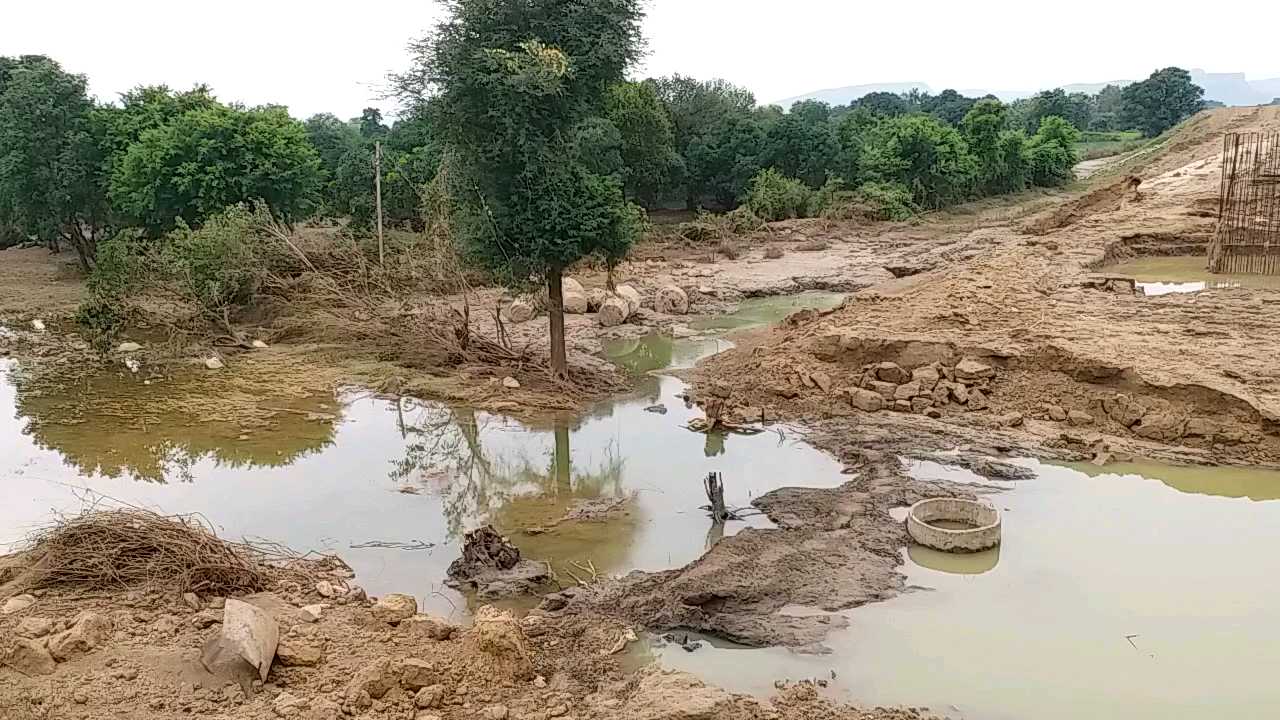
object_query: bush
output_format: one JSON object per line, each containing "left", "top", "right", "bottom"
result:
{"left": 819, "top": 181, "right": 918, "bottom": 221}
{"left": 745, "top": 168, "right": 812, "bottom": 221}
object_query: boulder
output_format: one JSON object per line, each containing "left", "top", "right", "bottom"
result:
{"left": 911, "top": 366, "right": 941, "bottom": 391}
{"left": 48, "top": 611, "right": 113, "bottom": 662}
{"left": 562, "top": 277, "right": 585, "bottom": 297}
{"left": 251, "top": 339, "right": 269, "bottom": 349}
{"left": 1045, "top": 404, "right": 1068, "bottom": 422}
{"left": 586, "top": 288, "right": 608, "bottom": 312}
{"left": 372, "top": 593, "right": 418, "bottom": 625}
{"left": 415, "top": 684, "right": 446, "bottom": 709}
{"left": 117, "top": 341, "right": 142, "bottom": 353}
{"left": 597, "top": 297, "right": 631, "bottom": 327}
{"left": 2, "top": 638, "right": 56, "bottom": 676}
{"left": 200, "top": 599, "right": 279, "bottom": 684}
{"left": 1101, "top": 394, "right": 1144, "bottom": 427}
{"left": 345, "top": 658, "right": 396, "bottom": 709}
{"left": 910, "top": 397, "right": 933, "bottom": 414}
{"left": 615, "top": 284, "right": 642, "bottom": 315}
{"left": 276, "top": 639, "right": 323, "bottom": 667}
{"left": 993, "top": 412, "right": 1025, "bottom": 428}
{"left": 893, "top": 400, "right": 912, "bottom": 412}
{"left": 2, "top": 594, "right": 36, "bottom": 615}
{"left": 654, "top": 285, "right": 689, "bottom": 315}
{"left": 810, "top": 371, "right": 832, "bottom": 393}
{"left": 403, "top": 615, "right": 458, "bottom": 641}
{"left": 846, "top": 388, "right": 885, "bottom": 412}
{"left": 315, "top": 580, "right": 336, "bottom": 598}
{"left": 299, "top": 604, "right": 324, "bottom": 623}
{"left": 1133, "top": 412, "right": 1186, "bottom": 441}
{"left": 398, "top": 658, "right": 438, "bottom": 690}
{"left": 954, "top": 357, "right": 995, "bottom": 381}
{"left": 874, "top": 362, "right": 911, "bottom": 384}
{"left": 893, "top": 381, "right": 922, "bottom": 400}
{"left": 507, "top": 298, "right": 536, "bottom": 324}
{"left": 16, "top": 617, "right": 53, "bottom": 639}
{"left": 950, "top": 384, "right": 971, "bottom": 405}
{"left": 1184, "top": 418, "right": 1220, "bottom": 438}
{"left": 1068, "top": 410, "right": 1094, "bottom": 426}
{"left": 305, "top": 699, "right": 342, "bottom": 720}
{"left": 562, "top": 291, "right": 589, "bottom": 314}
{"left": 472, "top": 606, "right": 533, "bottom": 679}
{"left": 203, "top": 356, "right": 225, "bottom": 370}
{"left": 931, "top": 383, "right": 951, "bottom": 406}
{"left": 867, "top": 380, "right": 898, "bottom": 400}
{"left": 273, "top": 692, "right": 308, "bottom": 718}
{"left": 966, "top": 389, "right": 989, "bottom": 411}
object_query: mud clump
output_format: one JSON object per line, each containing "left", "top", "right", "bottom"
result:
{"left": 446, "top": 526, "right": 550, "bottom": 598}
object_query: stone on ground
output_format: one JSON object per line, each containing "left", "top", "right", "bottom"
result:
{"left": 276, "top": 639, "right": 323, "bottom": 667}
{"left": 1068, "top": 410, "right": 1094, "bottom": 426}
{"left": 587, "top": 288, "right": 608, "bottom": 312}
{"left": 372, "top": 593, "right": 418, "bottom": 624}
{"left": 203, "top": 356, "right": 225, "bottom": 370}
{"left": 403, "top": 614, "right": 458, "bottom": 641}
{"left": 15, "top": 616, "right": 53, "bottom": 638}
{"left": 846, "top": 388, "right": 885, "bottom": 412}
{"left": 273, "top": 691, "right": 308, "bottom": 718}
{"left": 562, "top": 277, "right": 585, "bottom": 296}
{"left": 415, "top": 684, "right": 446, "bottom": 709}
{"left": 597, "top": 297, "right": 631, "bottom": 327}
{"left": 615, "top": 284, "right": 642, "bottom": 315}
{"left": 507, "top": 298, "right": 536, "bottom": 324}
{"left": 954, "top": 357, "right": 995, "bottom": 380}
{"left": 397, "top": 657, "right": 437, "bottom": 690}
{"left": 472, "top": 605, "right": 533, "bottom": 679}
{"left": 562, "top": 290, "right": 589, "bottom": 314}
{"left": 2, "top": 594, "right": 36, "bottom": 615}
{"left": 874, "top": 362, "right": 911, "bottom": 384}
{"left": 48, "top": 611, "right": 113, "bottom": 662}
{"left": 117, "top": 341, "right": 142, "bottom": 353}
{"left": 200, "top": 598, "right": 279, "bottom": 683}
{"left": 1, "top": 637, "right": 56, "bottom": 676}
{"left": 654, "top": 285, "right": 689, "bottom": 315}
{"left": 502, "top": 377, "right": 521, "bottom": 390}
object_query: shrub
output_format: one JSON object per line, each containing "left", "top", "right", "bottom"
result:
{"left": 817, "top": 181, "right": 918, "bottom": 222}
{"left": 745, "top": 168, "right": 812, "bottom": 221}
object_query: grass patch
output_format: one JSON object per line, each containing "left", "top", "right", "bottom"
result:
{"left": 1077, "top": 130, "right": 1146, "bottom": 160}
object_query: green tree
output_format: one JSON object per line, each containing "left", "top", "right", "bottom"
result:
{"left": 305, "top": 113, "right": 363, "bottom": 213}
{"left": 605, "top": 81, "right": 680, "bottom": 207}
{"left": 0, "top": 55, "right": 108, "bottom": 270}
{"left": 856, "top": 91, "right": 910, "bottom": 118}
{"left": 418, "top": 0, "right": 645, "bottom": 378}
{"left": 111, "top": 103, "right": 322, "bottom": 235}
{"left": 1026, "top": 116, "right": 1081, "bottom": 186}
{"left": 358, "top": 107, "right": 388, "bottom": 139}
{"left": 652, "top": 75, "right": 756, "bottom": 209}
{"left": 684, "top": 112, "right": 764, "bottom": 208}
{"left": 760, "top": 106, "right": 839, "bottom": 188}
{"left": 862, "top": 114, "right": 976, "bottom": 208}
{"left": 1121, "top": 67, "right": 1204, "bottom": 137}
{"left": 1090, "top": 84, "right": 1126, "bottom": 131}
{"left": 920, "top": 89, "right": 980, "bottom": 126}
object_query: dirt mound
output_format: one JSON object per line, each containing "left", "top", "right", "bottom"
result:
{"left": 1024, "top": 175, "right": 1142, "bottom": 235}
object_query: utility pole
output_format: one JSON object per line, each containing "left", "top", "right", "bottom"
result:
{"left": 374, "top": 140, "right": 385, "bottom": 265}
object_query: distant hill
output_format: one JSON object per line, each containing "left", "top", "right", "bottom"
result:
{"left": 777, "top": 70, "right": 1280, "bottom": 108}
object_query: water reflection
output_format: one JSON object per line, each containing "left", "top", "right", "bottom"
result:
{"left": 1069, "top": 460, "right": 1280, "bottom": 502}
{"left": 1104, "top": 256, "right": 1280, "bottom": 296}
{"left": 906, "top": 543, "right": 1000, "bottom": 575}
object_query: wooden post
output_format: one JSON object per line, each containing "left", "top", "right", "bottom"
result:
{"left": 374, "top": 141, "right": 385, "bottom": 265}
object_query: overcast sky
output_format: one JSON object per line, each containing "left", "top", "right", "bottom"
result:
{"left": 4, "top": 0, "right": 1278, "bottom": 120}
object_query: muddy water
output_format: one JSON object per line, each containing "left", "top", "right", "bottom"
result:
{"left": 0, "top": 296, "right": 847, "bottom": 619}
{"left": 1106, "top": 255, "right": 1280, "bottom": 296}
{"left": 654, "top": 458, "right": 1280, "bottom": 719}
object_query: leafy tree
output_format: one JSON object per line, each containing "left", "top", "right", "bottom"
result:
{"left": 920, "top": 89, "right": 980, "bottom": 126}
{"left": 1090, "top": 84, "right": 1126, "bottom": 131}
{"left": 1019, "top": 88, "right": 1093, "bottom": 132}
{"left": 358, "top": 107, "right": 389, "bottom": 139}
{"left": 856, "top": 91, "right": 909, "bottom": 118}
{"left": 833, "top": 108, "right": 880, "bottom": 183}
{"left": 745, "top": 168, "right": 811, "bottom": 221}
{"left": 305, "top": 113, "right": 363, "bottom": 213}
{"left": 1026, "top": 116, "right": 1081, "bottom": 186}
{"left": 572, "top": 117, "right": 625, "bottom": 180}
{"left": 862, "top": 114, "right": 976, "bottom": 208}
{"left": 419, "top": 0, "right": 645, "bottom": 378}
{"left": 684, "top": 111, "right": 764, "bottom": 209}
{"left": 97, "top": 85, "right": 218, "bottom": 175}
{"left": 652, "top": 75, "right": 756, "bottom": 208}
{"left": 605, "top": 82, "right": 680, "bottom": 207}
{"left": 1121, "top": 67, "right": 1204, "bottom": 137}
{"left": 111, "top": 103, "right": 322, "bottom": 235}
{"left": 0, "top": 55, "right": 108, "bottom": 270}
{"left": 760, "top": 108, "right": 839, "bottom": 188}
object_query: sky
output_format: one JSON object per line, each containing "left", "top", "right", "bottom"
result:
{"left": 3, "top": 0, "right": 1279, "bottom": 120}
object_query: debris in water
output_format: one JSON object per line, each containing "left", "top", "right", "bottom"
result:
{"left": 447, "top": 525, "right": 549, "bottom": 598}
{"left": 644, "top": 404, "right": 668, "bottom": 414}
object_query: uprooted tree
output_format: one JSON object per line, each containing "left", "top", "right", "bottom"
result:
{"left": 400, "top": 0, "right": 645, "bottom": 379}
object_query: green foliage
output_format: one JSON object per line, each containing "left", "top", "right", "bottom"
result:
{"left": 111, "top": 104, "right": 322, "bottom": 235}
{"left": 861, "top": 114, "right": 976, "bottom": 209}
{"left": 847, "top": 181, "right": 918, "bottom": 221}
{"left": 605, "top": 82, "right": 681, "bottom": 207}
{"left": 855, "top": 91, "right": 910, "bottom": 118}
{"left": 745, "top": 169, "right": 812, "bottom": 221}
{"left": 0, "top": 55, "right": 108, "bottom": 269}
{"left": 1026, "top": 116, "right": 1081, "bottom": 186}
{"left": 155, "top": 204, "right": 281, "bottom": 323}
{"left": 75, "top": 230, "right": 139, "bottom": 341}
{"left": 760, "top": 106, "right": 839, "bottom": 188}
{"left": 304, "top": 113, "right": 362, "bottom": 212}
{"left": 683, "top": 111, "right": 764, "bottom": 209}
{"left": 1122, "top": 67, "right": 1204, "bottom": 137}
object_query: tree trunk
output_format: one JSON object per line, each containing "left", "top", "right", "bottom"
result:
{"left": 554, "top": 424, "right": 571, "bottom": 496}
{"left": 547, "top": 266, "right": 568, "bottom": 379}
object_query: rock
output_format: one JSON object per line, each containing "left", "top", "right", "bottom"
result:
{"left": 931, "top": 383, "right": 952, "bottom": 406}
{"left": 30, "top": 319, "right": 45, "bottom": 332}
{"left": 416, "top": 714, "right": 443, "bottom": 720}
{"left": 2, "top": 594, "right": 36, "bottom": 615}
{"left": 273, "top": 692, "right": 308, "bottom": 718}
{"left": 954, "top": 357, "right": 995, "bottom": 381}
{"left": 415, "top": 684, "right": 446, "bottom": 709}
{"left": 403, "top": 615, "right": 458, "bottom": 641}
{"left": 893, "top": 400, "right": 912, "bottom": 412}
{"left": 764, "top": 246, "right": 784, "bottom": 259}
{"left": 398, "top": 658, "right": 437, "bottom": 690}
{"left": 372, "top": 593, "right": 418, "bottom": 624}
{"left": 925, "top": 408, "right": 943, "bottom": 419}
{"left": 562, "top": 290, "right": 588, "bottom": 314}
{"left": 472, "top": 605, "right": 533, "bottom": 679}
{"left": 670, "top": 324, "right": 697, "bottom": 339}
{"left": 315, "top": 581, "right": 336, "bottom": 598}
{"left": 586, "top": 288, "right": 608, "bottom": 312}
{"left": 845, "top": 388, "right": 885, "bottom": 412}
{"left": 204, "top": 356, "right": 225, "bottom": 370}
{"left": 617, "top": 668, "right": 734, "bottom": 720}
{"left": 654, "top": 285, "right": 689, "bottom": 315}
{"left": 1101, "top": 394, "right": 1145, "bottom": 427}
{"left": 276, "top": 639, "right": 323, "bottom": 667}
{"left": 117, "top": 341, "right": 142, "bottom": 353}
{"left": 299, "top": 604, "right": 324, "bottom": 622}
{"left": 966, "top": 389, "right": 989, "bottom": 411}
{"left": 199, "top": 598, "right": 279, "bottom": 684}
{"left": 1068, "top": 410, "right": 1094, "bottom": 426}
{"left": 305, "top": 698, "right": 342, "bottom": 720}
{"left": 484, "top": 705, "right": 510, "bottom": 720}
{"left": 597, "top": 297, "right": 631, "bottom": 327}
{"left": 810, "top": 371, "right": 832, "bottom": 393}
{"left": 48, "top": 611, "right": 113, "bottom": 661}
{"left": 644, "top": 404, "right": 668, "bottom": 414}
{"left": 993, "top": 412, "right": 1025, "bottom": 428}
{"left": 1184, "top": 418, "right": 1220, "bottom": 437}
{"left": 866, "top": 380, "right": 898, "bottom": 399}
{"left": 911, "top": 366, "right": 940, "bottom": 391}
{"left": 502, "top": 377, "right": 521, "bottom": 390}
{"left": 251, "top": 339, "right": 269, "bottom": 349}
{"left": 910, "top": 397, "right": 933, "bottom": 414}
{"left": 2, "top": 637, "right": 56, "bottom": 676}
{"left": 1046, "top": 404, "right": 1068, "bottom": 422}
{"left": 562, "top": 277, "right": 585, "bottom": 297}
{"left": 874, "top": 362, "right": 910, "bottom": 384}
{"left": 893, "top": 381, "right": 922, "bottom": 400}
{"left": 183, "top": 592, "right": 203, "bottom": 611}
{"left": 346, "top": 658, "right": 396, "bottom": 706}
{"left": 1133, "top": 412, "right": 1186, "bottom": 441}
{"left": 950, "top": 384, "right": 970, "bottom": 405}
{"left": 16, "top": 616, "right": 53, "bottom": 638}
{"left": 508, "top": 298, "right": 536, "bottom": 324}
{"left": 615, "top": 285, "right": 642, "bottom": 315}
{"left": 192, "top": 609, "right": 223, "bottom": 628}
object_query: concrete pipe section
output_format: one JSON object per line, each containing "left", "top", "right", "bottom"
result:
{"left": 906, "top": 498, "right": 1001, "bottom": 553}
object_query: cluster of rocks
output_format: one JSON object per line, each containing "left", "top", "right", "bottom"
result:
{"left": 1037, "top": 393, "right": 1253, "bottom": 445}
{"left": 842, "top": 357, "right": 998, "bottom": 417}
{"left": 1, "top": 594, "right": 113, "bottom": 677}
{"left": 506, "top": 278, "right": 690, "bottom": 328}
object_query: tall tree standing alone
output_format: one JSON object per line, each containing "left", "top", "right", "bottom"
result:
{"left": 406, "top": 0, "right": 645, "bottom": 379}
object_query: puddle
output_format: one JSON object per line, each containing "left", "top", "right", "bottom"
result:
{"left": 1104, "top": 256, "right": 1280, "bottom": 296}
{"left": 654, "top": 458, "right": 1280, "bottom": 719}
{"left": 603, "top": 291, "right": 844, "bottom": 374}
{"left": 0, "top": 295, "right": 848, "bottom": 619}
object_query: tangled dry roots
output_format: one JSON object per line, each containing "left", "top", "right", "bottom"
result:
{"left": 10, "top": 509, "right": 321, "bottom": 595}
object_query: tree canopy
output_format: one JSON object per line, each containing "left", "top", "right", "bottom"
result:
{"left": 1121, "top": 67, "right": 1205, "bottom": 137}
